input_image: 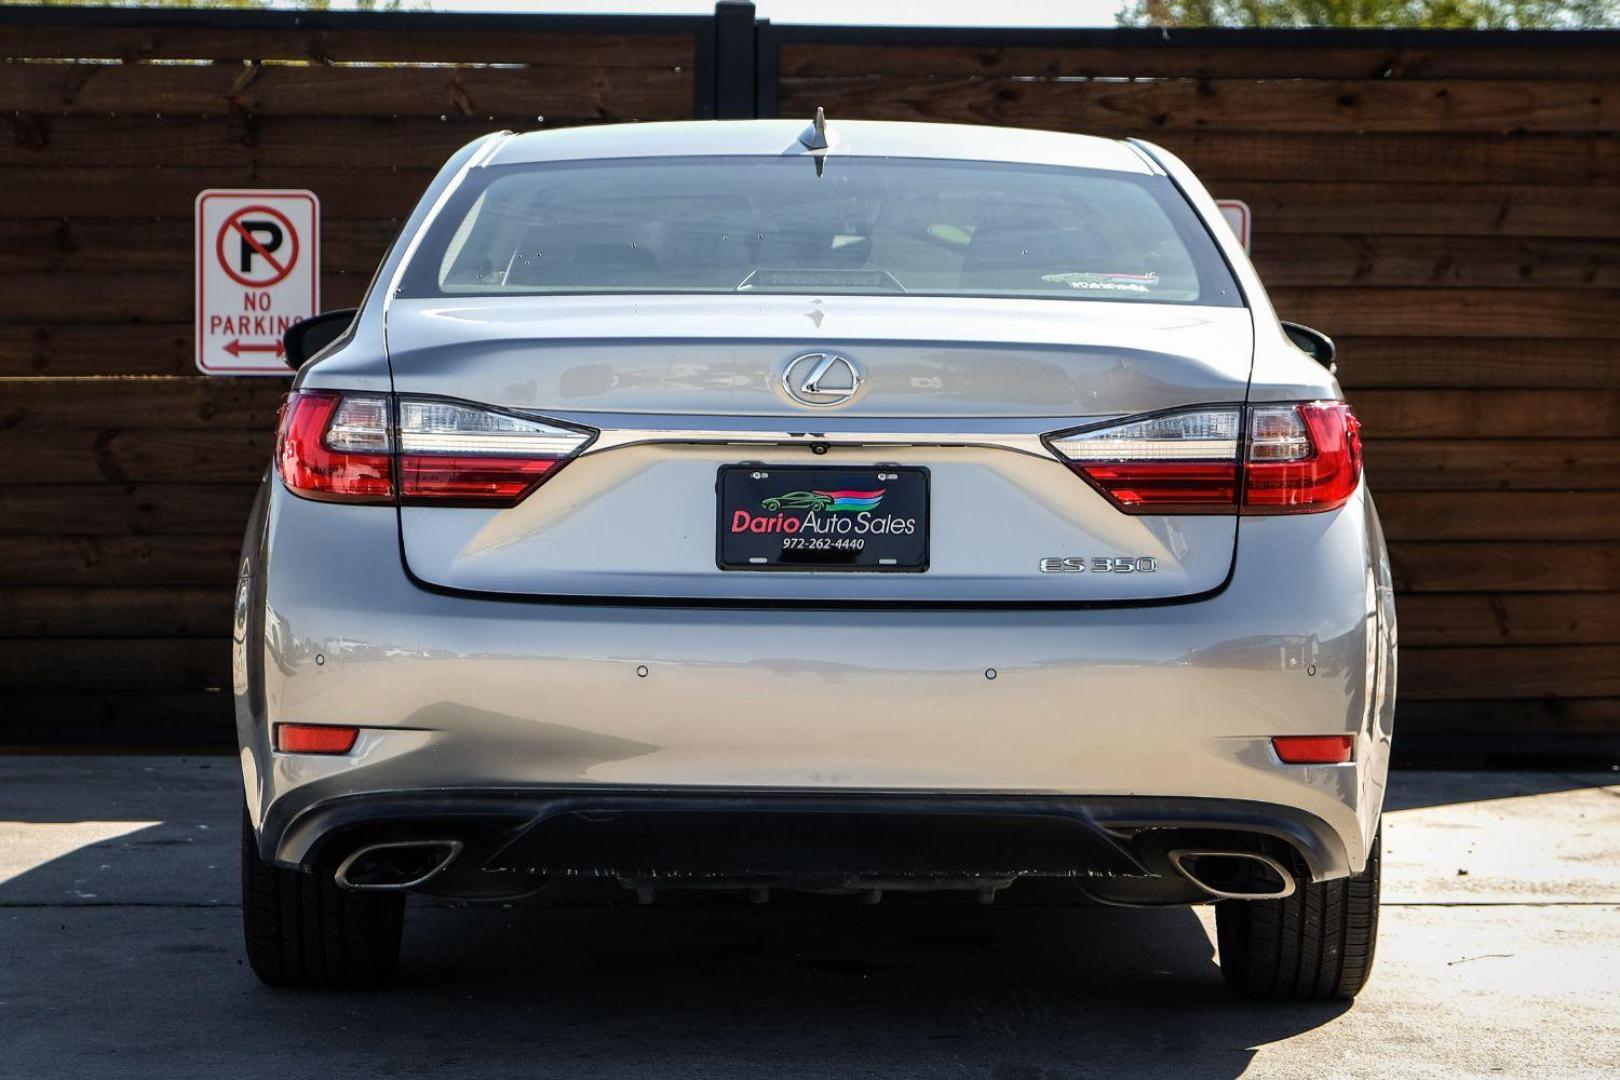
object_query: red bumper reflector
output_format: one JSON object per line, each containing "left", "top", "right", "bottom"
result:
{"left": 1272, "top": 735, "right": 1354, "bottom": 764}
{"left": 275, "top": 723, "right": 359, "bottom": 755}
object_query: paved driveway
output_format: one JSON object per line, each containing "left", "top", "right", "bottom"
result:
{"left": 1, "top": 759, "right": 1616, "bottom": 1079}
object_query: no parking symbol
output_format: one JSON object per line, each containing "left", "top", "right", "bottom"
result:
{"left": 195, "top": 190, "right": 319, "bottom": 375}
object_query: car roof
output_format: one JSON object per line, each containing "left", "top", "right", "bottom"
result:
{"left": 483, "top": 119, "right": 1157, "bottom": 175}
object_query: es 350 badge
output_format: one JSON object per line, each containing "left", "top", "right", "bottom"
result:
{"left": 1039, "top": 556, "right": 1159, "bottom": 573}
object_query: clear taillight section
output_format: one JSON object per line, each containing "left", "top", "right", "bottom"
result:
{"left": 1049, "top": 401, "right": 1362, "bottom": 515}
{"left": 276, "top": 391, "right": 593, "bottom": 507}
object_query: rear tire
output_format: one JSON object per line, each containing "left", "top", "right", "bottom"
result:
{"left": 1214, "top": 832, "right": 1380, "bottom": 1000}
{"left": 241, "top": 808, "right": 405, "bottom": 989}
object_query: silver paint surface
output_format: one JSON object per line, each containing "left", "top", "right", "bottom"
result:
{"left": 243, "top": 119, "right": 1393, "bottom": 880}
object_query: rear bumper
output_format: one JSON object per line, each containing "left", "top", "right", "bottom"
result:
{"left": 236, "top": 481, "right": 1395, "bottom": 882}
{"left": 265, "top": 787, "right": 1351, "bottom": 899}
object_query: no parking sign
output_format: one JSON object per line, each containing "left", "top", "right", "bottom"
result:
{"left": 195, "top": 189, "right": 319, "bottom": 375}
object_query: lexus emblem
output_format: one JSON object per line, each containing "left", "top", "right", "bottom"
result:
{"left": 782, "top": 352, "right": 862, "bottom": 408}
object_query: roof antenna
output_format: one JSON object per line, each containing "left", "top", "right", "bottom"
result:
{"left": 800, "top": 106, "right": 830, "bottom": 151}
{"left": 799, "top": 107, "right": 834, "bottom": 176}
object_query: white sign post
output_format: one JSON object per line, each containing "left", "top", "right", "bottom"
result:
{"left": 195, "top": 189, "right": 319, "bottom": 375}
{"left": 1215, "top": 199, "right": 1251, "bottom": 253}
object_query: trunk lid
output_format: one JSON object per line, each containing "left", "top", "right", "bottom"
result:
{"left": 387, "top": 294, "right": 1252, "bottom": 603}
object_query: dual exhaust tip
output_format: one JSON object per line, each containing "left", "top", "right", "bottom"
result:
{"left": 1168, "top": 848, "right": 1297, "bottom": 901}
{"left": 334, "top": 840, "right": 462, "bottom": 892}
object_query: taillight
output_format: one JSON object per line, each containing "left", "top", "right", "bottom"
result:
{"left": 397, "top": 399, "right": 590, "bottom": 505}
{"left": 275, "top": 391, "right": 393, "bottom": 503}
{"left": 275, "top": 391, "right": 593, "bottom": 507}
{"left": 1244, "top": 402, "right": 1363, "bottom": 514}
{"left": 1050, "top": 407, "right": 1241, "bottom": 514}
{"left": 1048, "top": 401, "right": 1362, "bottom": 515}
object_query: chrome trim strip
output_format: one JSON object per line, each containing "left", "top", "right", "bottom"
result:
{"left": 533, "top": 413, "right": 1122, "bottom": 460}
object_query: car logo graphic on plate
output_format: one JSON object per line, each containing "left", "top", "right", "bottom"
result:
{"left": 782, "top": 352, "right": 862, "bottom": 407}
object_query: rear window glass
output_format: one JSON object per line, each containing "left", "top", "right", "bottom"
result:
{"left": 401, "top": 155, "right": 1241, "bottom": 307}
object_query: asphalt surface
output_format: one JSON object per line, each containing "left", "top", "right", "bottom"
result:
{"left": 1, "top": 759, "right": 1617, "bottom": 1080}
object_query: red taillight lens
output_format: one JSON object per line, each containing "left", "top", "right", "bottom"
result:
{"left": 1272, "top": 735, "right": 1354, "bottom": 764}
{"left": 275, "top": 392, "right": 592, "bottom": 507}
{"left": 1076, "top": 462, "right": 1239, "bottom": 512}
{"left": 1243, "top": 402, "right": 1362, "bottom": 515}
{"left": 275, "top": 723, "right": 359, "bottom": 754}
{"left": 1049, "top": 401, "right": 1363, "bottom": 515}
{"left": 275, "top": 391, "right": 393, "bottom": 503}
{"left": 400, "top": 456, "right": 561, "bottom": 502}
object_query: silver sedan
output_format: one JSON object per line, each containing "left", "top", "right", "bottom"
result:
{"left": 235, "top": 117, "right": 1395, "bottom": 999}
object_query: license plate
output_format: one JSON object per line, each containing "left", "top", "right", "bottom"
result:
{"left": 717, "top": 465, "right": 929, "bottom": 572}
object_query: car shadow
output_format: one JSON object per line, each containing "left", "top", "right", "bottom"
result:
{"left": 1381, "top": 769, "right": 1618, "bottom": 812}
{"left": 0, "top": 758, "right": 1352, "bottom": 1080}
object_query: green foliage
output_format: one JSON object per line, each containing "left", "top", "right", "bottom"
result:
{"left": 1121, "top": 0, "right": 1620, "bottom": 26}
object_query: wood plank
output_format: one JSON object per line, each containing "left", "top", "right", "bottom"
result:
{"left": 1350, "top": 389, "right": 1620, "bottom": 438}
{"left": 1389, "top": 541, "right": 1620, "bottom": 592}
{"left": 1399, "top": 593, "right": 1620, "bottom": 647}
{"left": 1221, "top": 181, "right": 1620, "bottom": 238}
{"left": 14, "top": 119, "right": 1617, "bottom": 187}
{"left": 1252, "top": 235, "right": 1620, "bottom": 289}
{"left": 0, "top": 165, "right": 435, "bottom": 219}
{"left": 0, "top": 113, "right": 530, "bottom": 171}
{"left": 0, "top": 61, "right": 691, "bottom": 119}
{"left": 778, "top": 76, "right": 1620, "bottom": 133}
{"left": 1161, "top": 131, "right": 1620, "bottom": 185}
{"left": 1335, "top": 338, "right": 1620, "bottom": 390}
{"left": 1365, "top": 438, "right": 1620, "bottom": 491}
{"left": 0, "top": 637, "right": 229, "bottom": 692}
{"left": 0, "top": 586, "right": 231, "bottom": 637}
{"left": 1396, "top": 697, "right": 1620, "bottom": 735}
{"left": 1402, "top": 645, "right": 1620, "bottom": 699}
{"left": 0, "top": 429, "right": 271, "bottom": 484}
{"left": 0, "top": 691, "right": 234, "bottom": 747}
{"left": 0, "top": 485, "right": 257, "bottom": 537}
{"left": 1273, "top": 288, "right": 1620, "bottom": 338}
{"left": 0, "top": 218, "right": 399, "bottom": 275}
{"left": 0, "top": 271, "right": 367, "bottom": 324}
{"left": 0, "top": 378, "right": 286, "bottom": 430}
{"left": 0, "top": 536, "right": 241, "bottom": 586}
{"left": 0, "top": 26, "right": 693, "bottom": 67}
{"left": 0, "top": 324, "right": 197, "bottom": 377}
{"left": 1379, "top": 492, "right": 1620, "bottom": 541}
{"left": 776, "top": 43, "right": 1620, "bottom": 81}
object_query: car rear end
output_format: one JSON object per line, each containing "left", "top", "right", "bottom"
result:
{"left": 235, "top": 121, "right": 1395, "bottom": 996}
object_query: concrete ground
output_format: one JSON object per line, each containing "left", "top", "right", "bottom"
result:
{"left": 0, "top": 760, "right": 1616, "bottom": 1080}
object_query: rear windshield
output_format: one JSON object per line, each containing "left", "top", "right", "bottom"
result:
{"left": 399, "top": 155, "right": 1242, "bottom": 307}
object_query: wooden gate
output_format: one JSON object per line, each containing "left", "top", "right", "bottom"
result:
{"left": 1, "top": 4, "right": 1616, "bottom": 757}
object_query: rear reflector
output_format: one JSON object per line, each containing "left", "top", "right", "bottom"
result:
{"left": 1048, "top": 401, "right": 1363, "bottom": 516}
{"left": 275, "top": 723, "right": 359, "bottom": 755}
{"left": 1272, "top": 735, "right": 1354, "bottom": 764}
{"left": 275, "top": 391, "right": 594, "bottom": 507}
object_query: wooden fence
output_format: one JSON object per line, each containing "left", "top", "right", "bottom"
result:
{"left": 0, "top": 4, "right": 1616, "bottom": 757}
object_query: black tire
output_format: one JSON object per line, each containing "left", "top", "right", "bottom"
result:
{"left": 1215, "top": 832, "right": 1380, "bottom": 1000}
{"left": 241, "top": 808, "right": 406, "bottom": 989}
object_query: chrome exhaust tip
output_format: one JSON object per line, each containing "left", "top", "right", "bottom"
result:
{"left": 1168, "top": 848, "right": 1297, "bottom": 901}
{"left": 334, "top": 840, "right": 463, "bottom": 892}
